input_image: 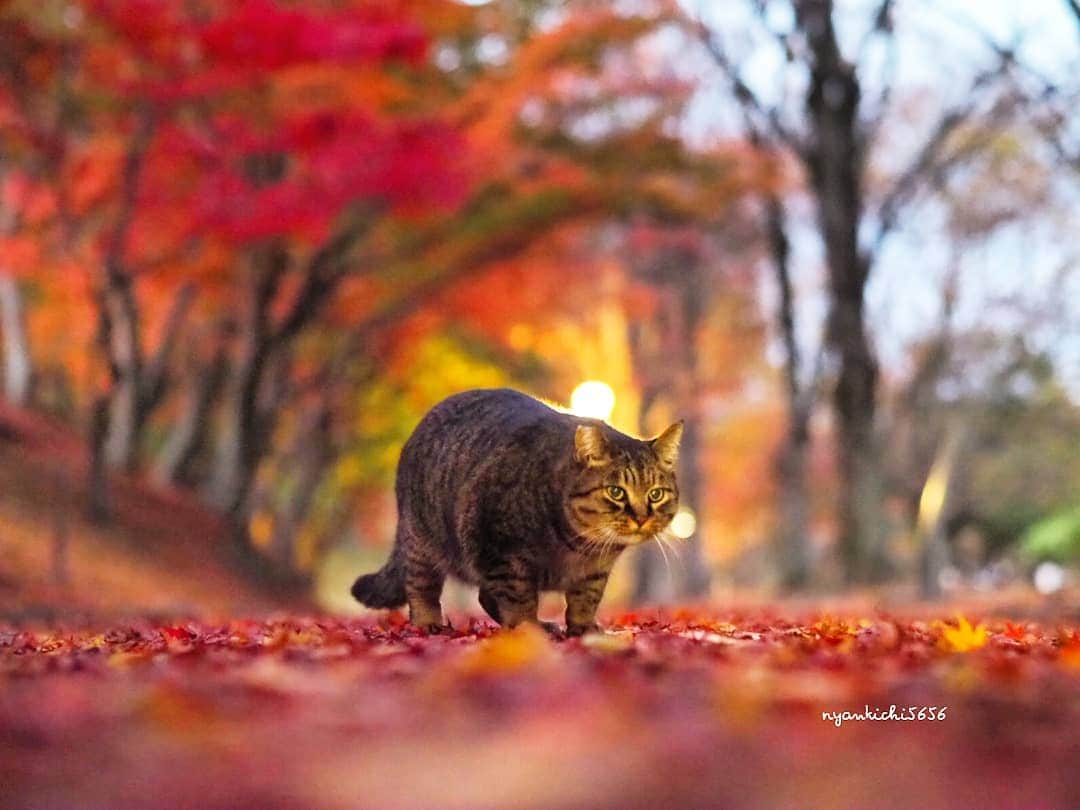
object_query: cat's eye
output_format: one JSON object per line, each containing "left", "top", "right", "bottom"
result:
{"left": 647, "top": 488, "right": 665, "bottom": 503}
{"left": 606, "top": 486, "right": 626, "bottom": 501}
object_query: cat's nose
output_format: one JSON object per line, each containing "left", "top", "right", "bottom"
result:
{"left": 629, "top": 515, "right": 646, "bottom": 529}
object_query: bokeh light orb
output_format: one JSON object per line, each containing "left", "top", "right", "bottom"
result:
{"left": 1034, "top": 561, "right": 1065, "bottom": 595}
{"left": 570, "top": 381, "right": 616, "bottom": 421}
{"left": 669, "top": 508, "right": 696, "bottom": 539}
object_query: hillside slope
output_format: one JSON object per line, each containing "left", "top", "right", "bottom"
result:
{"left": 0, "top": 404, "right": 307, "bottom": 621}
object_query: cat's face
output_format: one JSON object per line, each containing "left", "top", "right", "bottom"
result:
{"left": 566, "top": 421, "right": 683, "bottom": 549}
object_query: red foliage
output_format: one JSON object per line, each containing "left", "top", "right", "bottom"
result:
{"left": 76, "top": 1, "right": 471, "bottom": 248}
{"left": 197, "top": 0, "right": 427, "bottom": 70}
{"left": 2, "top": 609, "right": 1078, "bottom": 808}
{"left": 88, "top": 0, "right": 426, "bottom": 97}
{"left": 152, "top": 112, "right": 467, "bottom": 243}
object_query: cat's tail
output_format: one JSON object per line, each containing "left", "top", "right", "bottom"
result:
{"left": 350, "top": 547, "right": 406, "bottom": 608}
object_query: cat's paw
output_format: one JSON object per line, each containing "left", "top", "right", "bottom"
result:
{"left": 565, "top": 622, "right": 601, "bottom": 638}
{"left": 502, "top": 619, "right": 562, "bottom": 637}
{"left": 414, "top": 622, "right": 454, "bottom": 636}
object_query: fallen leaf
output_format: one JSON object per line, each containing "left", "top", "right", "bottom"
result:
{"left": 938, "top": 615, "right": 988, "bottom": 653}
{"left": 580, "top": 631, "right": 634, "bottom": 653}
{"left": 457, "top": 623, "right": 553, "bottom": 673}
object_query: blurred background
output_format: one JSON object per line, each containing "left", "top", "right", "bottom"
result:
{"left": 0, "top": 0, "right": 1077, "bottom": 618}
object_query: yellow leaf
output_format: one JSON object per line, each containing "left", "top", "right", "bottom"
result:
{"left": 107, "top": 650, "right": 153, "bottom": 669}
{"left": 580, "top": 630, "right": 634, "bottom": 653}
{"left": 938, "top": 615, "right": 988, "bottom": 653}
{"left": 80, "top": 635, "right": 107, "bottom": 651}
{"left": 459, "top": 624, "right": 553, "bottom": 673}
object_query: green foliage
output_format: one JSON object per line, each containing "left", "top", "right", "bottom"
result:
{"left": 1022, "top": 505, "right": 1080, "bottom": 562}
{"left": 939, "top": 339, "right": 1080, "bottom": 552}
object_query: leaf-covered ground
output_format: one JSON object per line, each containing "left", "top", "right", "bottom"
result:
{"left": 3, "top": 608, "right": 1078, "bottom": 810}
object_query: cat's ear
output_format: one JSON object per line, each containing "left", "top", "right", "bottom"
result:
{"left": 575, "top": 424, "right": 611, "bottom": 468}
{"left": 650, "top": 421, "right": 683, "bottom": 470}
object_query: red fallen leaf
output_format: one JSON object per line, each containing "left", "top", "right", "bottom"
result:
{"left": 856, "top": 620, "right": 900, "bottom": 651}
{"left": 1002, "top": 621, "right": 1028, "bottom": 641}
{"left": 2, "top": 608, "right": 1078, "bottom": 810}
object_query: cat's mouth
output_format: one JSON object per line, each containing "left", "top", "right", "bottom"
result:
{"left": 612, "top": 522, "right": 663, "bottom": 545}
{"left": 576, "top": 521, "right": 669, "bottom": 551}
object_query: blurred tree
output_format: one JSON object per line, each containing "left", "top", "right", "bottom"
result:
{"left": 888, "top": 328, "right": 1080, "bottom": 575}
{"left": 627, "top": 230, "right": 714, "bottom": 601}
{"left": 697, "top": 0, "right": 1033, "bottom": 584}
{"left": 761, "top": 186, "right": 819, "bottom": 590}
{"left": 0, "top": 0, "right": 786, "bottom": 585}
{"left": 0, "top": 9, "right": 72, "bottom": 407}
{"left": 209, "top": 1, "right": 762, "bottom": 573}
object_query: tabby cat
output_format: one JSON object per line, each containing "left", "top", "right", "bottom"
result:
{"left": 351, "top": 388, "right": 682, "bottom": 636}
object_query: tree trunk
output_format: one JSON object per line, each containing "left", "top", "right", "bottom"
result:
{"left": 631, "top": 385, "right": 675, "bottom": 604}
{"left": 154, "top": 337, "right": 228, "bottom": 487}
{"left": 210, "top": 247, "right": 287, "bottom": 522}
{"left": 87, "top": 394, "right": 112, "bottom": 523}
{"left": 51, "top": 470, "right": 70, "bottom": 585}
{"left": 675, "top": 413, "right": 711, "bottom": 597}
{"left": 626, "top": 250, "right": 712, "bottom": 602}
{"left": 97, "top": 109, "right": 155, "bottom": 473}
{"left": 101, "top": 277, "right": 195, "bottom": 472}
{"left": 270, "top": 406, "right": 334, "bottom": 567}
{"left": 674, "top": 258, "right": 711, "bottom": 597}
{"left": 210, "top": 339, "right": 271, "bottom": 520}
{"left": 796, "top": 0, "right": 885, "bottom": 583}
{"left": 765, "top": 196, "right": 813, "bottom": 589}
{"left": 0, "top": 276, "right": 34, "bottom": 406}
{"left": 775, "top": 435, "right": 811, "bottom": 589}
{"left": 101, "top": 279, "right": 143, "bottom": 470}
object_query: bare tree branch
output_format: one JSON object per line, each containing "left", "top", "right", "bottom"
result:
{"left": 104, "top": 106, "right": 156, "bottom": 285}
{"left": 1065, "top": 0, "right": 1080, "bottom": 32}
{"left": 856, "top": 0, "right": 895, "bottom": 62}
{"left": 269, "top": 216, "right": 374, "bottom": 347}
{"left": 694, "top": 21, "right": 805, "bottom": 156}
{"left": 872, "top": 104, "right": 973, "bottom": 249}
{"left": 870, "top": 60, "right": 1023, "bottom": 253}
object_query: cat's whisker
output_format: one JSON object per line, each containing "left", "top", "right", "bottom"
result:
{"left": 601, "top": 528, "right": 619, "bottom": 557}
{"left": 652, "top": 531, "right": 674, "bottom": 581}
{"left": 656, "top": 530, "right": 686, "bottom": 573}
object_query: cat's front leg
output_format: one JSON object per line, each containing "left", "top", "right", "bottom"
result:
{"left": 479, "top": 564, "right": 541, "bottom": 629}
{"left": 565, "top": 570, "right": 610, "bottom": 636}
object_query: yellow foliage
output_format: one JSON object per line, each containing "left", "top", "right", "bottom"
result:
{"left": 937, "top": 615, "right": 988, "bottom": 653}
